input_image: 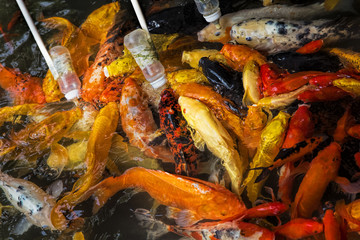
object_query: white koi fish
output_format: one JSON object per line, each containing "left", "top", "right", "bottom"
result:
{"left": 0, "top": 171, "right": 56, "bottom": 230}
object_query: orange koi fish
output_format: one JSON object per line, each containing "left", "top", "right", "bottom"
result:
{"left": 88, "top": 167, "right": 247, "bottom": 226}
{"left": 292, "top": 142, "right": 341, "bottom": 219}
{"left": 275, "top": 218, "right": 323, "bottom": 239}
{"left": 333, "top": 108, "right": 353, "bottom": 144}
{"left": 323, "top": 209, "right": 341, "bottom": 240}
{"left": 0, "top": 64, "right": 45, "bottom": 105}
{"left": 51, "top": 102, "right": 119, "bottom": 230}
{"left": 348, "top": 124, "right": 360, "bottom": 139}
{"left": 220, "top": 44, "right": 267, "bottom": 72}
{"left": 82, "top": 18, "right": 134, "bottom": 106}
{"left": 120, "top": 78, "right": 174, "bottom": 163}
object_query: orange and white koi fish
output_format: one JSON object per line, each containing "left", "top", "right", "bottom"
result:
{"left": 120, "top": 78, "right": 174, "bottom": 163}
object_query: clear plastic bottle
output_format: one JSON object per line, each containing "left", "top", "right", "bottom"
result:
{"left": 124, "top": 29, "right": 167, "bottom": 89}
{"left": 49, "top": 46, "right": 81, "bottom": 100}
{"left": 193, "top": 0, "right": 221, "bottom": 23}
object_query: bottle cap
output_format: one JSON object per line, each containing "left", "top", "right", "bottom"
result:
{"left": 204, "top": 8, "right": 221, "bottom": 23}
{"left": 65, "top": 89, "right": 80, "bottom": 100}
{"left": 150, "top": 75, "right": 167, "bottom": 89}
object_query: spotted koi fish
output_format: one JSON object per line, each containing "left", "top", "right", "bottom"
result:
{"left": 230, "top": 17, "right": 360, "bottom": 54}
{"left": 0, "top": 171, "right": 56, "bottom": 230}
{"left": 159, "top": 89, "right": 199, "bottom": 176}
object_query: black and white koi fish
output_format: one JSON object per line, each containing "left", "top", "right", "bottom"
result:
{"left": 230, "top": 17, "right": 360, "bottom": 54}
{"left": 0, "top": 171, "right": 56, "bottom": 230}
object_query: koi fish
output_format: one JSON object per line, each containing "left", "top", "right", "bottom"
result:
{"left": 243, "top": 111, "right": 290, "bottom": 203}
{"left": 241, "top": 105, "right": 268, "bottom": 151}
{"left": 51, "top": 102, "right": 119, "bottom": 230}
{"left": 230, "top": 18, "right": 360, "bottom": 54}
{"left": 0, "top": 64, "right": 46, "bottom": 105}
{"left": 282, "top": 105, "right": 314, "bottom": 149}
{"left": 120, "top": 78, "right": 174, "bottom": 163}
{"left": 197, "top": 3, "right": 330, "bottom": 44}
{"left": 257, "top": 85, "right": 315, "bottom": 109}
{"left": 88, "top": 167, "right": 248, "bottom": 226}
{"left": 242, "top": 60, "right": 262, "bottom": 106}
{"left": 292, "top": 142, "right": 341, "bottom": 219}
{"left": 159, "top": 89, "right": 199, "bottom": 175}
{"left": 323, "top": 209, "right": 342, "bottom": 240}
{"left": 174, "top": 83, "right": 246, "bottom": 140}
{"left": 330, "top": 48, "right": 360, "bottom": 73}
{"left": 178, "top": 96, "right": 247, "bottom": 196}
{"left": 220, "top": 44, "right": 267, "bottom": 72}
{"left": 275, "top": 218, "right": 323, "bottom": 239}
{"left": 181, "top": 49, "right": 228, "bottom": 70}
{"left": 135, "top": 208, "right": 276, "bottom": 240}
{"left": 333, "top": 77, "right": 360, "bottom": 96}
{"left": 0, "top": 171, "right": 56, "bottom": 230}
{"left": 0, "top": 108, "right": 82, "bottom": 161}
{"left": 82, "top": 17, "right": 135, "bottom": 106}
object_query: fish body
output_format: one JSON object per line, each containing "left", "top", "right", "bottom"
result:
{"left": 90, "top": 167, "right": 247, "bottom": 226}
{"left": 135, "top": 208, "right": 275, "bottom": 240}
{"left": 159, "top": 89, "right": 199, "bottom": 175}
{"left": 275, "top": 218, "right": 323, "bottom": 239}
{"left": 323, "top": 209, "right": 342, "bottom": 240}
{"left": 292, "top": 142, "right": 341, "bottom": 218}
{"left": 51, "top": 102, "right": 119, "bottom": 230}
{"left": 82, "top": 17, "right": 134, "bottom": 106}
{"left": 231, "top": 18, "right": 360, "bottom": 54}
{"left": 242, "top": 111, "right": 290, "bottom": 203}
{"left": 120, "top": 78, "right": 174, "bottom": 163}
{"left": 174, "top": 83, "right": 246, "bottom": 140}
{"left": 198, "top": 3, "right": 330, "bottom": 43}
{"left": 178, "top": 96, "right": 247, "bottom": 195}
{"left": 0, "top": 172, "right": 55, "bottom": 230}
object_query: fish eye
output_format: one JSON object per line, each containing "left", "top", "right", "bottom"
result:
{"left": 221, "top": 210, "right": 227, "bottom": 216}
{"left": 215, "top": 32, "right": 220, "bottom": 36}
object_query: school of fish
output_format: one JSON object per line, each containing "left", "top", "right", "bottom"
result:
{"left": 0, "top": 0, "right": 359, "bottom": 239}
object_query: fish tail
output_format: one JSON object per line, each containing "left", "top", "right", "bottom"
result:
{"left": 92, "top": 172, "right": 133, "bottom": 214}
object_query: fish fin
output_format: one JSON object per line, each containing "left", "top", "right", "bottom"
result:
{"left": 242, "top": 88, "right": 250, "bottom": 107}
{"left": 175, "top": 210, "right": 200, "bottom": 227}
{"left": 335, "top": 176, "right": 360, "bottom": 194}
{"left": 11, "top": 216, "right": 32, "bottom": 235}
{"left": 188, "top": 127, "right": 205, "bottom": 151}
{"left": 166, "top": 206, "right": 182, "bottom": 219}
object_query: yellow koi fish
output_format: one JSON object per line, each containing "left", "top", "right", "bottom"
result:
{"left": 242, "top": 111, "right": 290, "bottom": 203}
{"left": 178, "top": 96, "right": 247, "bottom": 196}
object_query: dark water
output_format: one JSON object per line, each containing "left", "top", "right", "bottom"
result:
{"left": 0, "top": 0, "right": 360, "bottom": 240}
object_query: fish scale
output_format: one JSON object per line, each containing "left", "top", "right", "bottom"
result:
{"left": 231, "top": 17, "right": 360, "bottom": 54}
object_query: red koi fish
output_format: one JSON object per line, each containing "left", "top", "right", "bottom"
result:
{"left": 282, "top": 104, "right": 314, "bottom": 149}
{"left": 296, "top": 39, "right": 324, "bottom": 54}
{"left": 120, "top": 78, "right": 174, "bottom": 163}
{"left": 0, "top": 64, "right": 45, "bottom": 105}
{"left": 292, "top": 142, "right": 341, "bottom": 219}
{"left": 323, "top": 209, "right": 341, "bottom": 240}
{"left": 298, "top": 86, "right": 349, "bottom": 103}
{"left": 159, "top": 88, "right": 199, "bottom": 175}
{"left": 275, "top": 218, "right": 323, "bottom": 239}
